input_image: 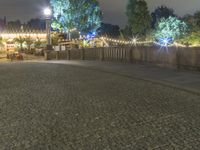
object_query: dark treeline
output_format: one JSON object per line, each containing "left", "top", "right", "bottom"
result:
{"left": 0, "top": 17, "right": 46, "bottom": 32}
{"left": 124, "top": 0, "right": 200, "bottom": 37}
{"left": 0, "top": 17, "right": 120, "bottom": 37}
{"left": 1, "top": 0, "right": 200, "bottom": 44}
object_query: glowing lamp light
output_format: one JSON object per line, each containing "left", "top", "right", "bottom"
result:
{"left": 163, "top": 39, "right": 169, "bottom": 46}
{"left": 44, "top": 8, "right": 52, "bottom": 17}
{"left": 133, "top": 38, "right": 137, "bottom": 43}
{"left": 85, "top": 32, "right": 97, "bottom": 40}
{"left": 158, "top": 37, "right": 173, "bottom": 47}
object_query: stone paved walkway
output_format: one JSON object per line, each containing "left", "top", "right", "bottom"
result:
{"left": 0, "top": 62, "right": 200, "bottom": 149}
{"left": 45, "top": 60, "right": 200, "bottom": 94}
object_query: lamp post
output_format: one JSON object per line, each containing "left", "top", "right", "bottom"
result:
{"left": 44, "top": 7, "right": 52, "bottom": 50}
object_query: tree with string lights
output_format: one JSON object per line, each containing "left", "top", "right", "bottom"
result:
{"left": 50, "top": 0, "right": 102, "bottom": 34}
{"left": 154, "top": 16, "right": 188, "bottom": 45}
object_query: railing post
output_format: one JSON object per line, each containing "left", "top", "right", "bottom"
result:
{"left": 129, "top": 47, "right": 133, "bottom": 63}
{"left": 176, "top": 47, "right": 181, "bottom": 69}
{"left": 144, "top": 47, "right": 148, "bottom": 63}
{"left": 56, "top": 51, "right": 60, "bottom": 60}
{"left": 81, "top": 48, "right": 85, "bottom": 60}
{"left": 67, "top": 49, "right": 71, "bottom": 60}
{"left": 44, "top": 50, "right": 50, "bottom": 60}
{"left": 100, "top": 47, "right": 104, "bottom": 61}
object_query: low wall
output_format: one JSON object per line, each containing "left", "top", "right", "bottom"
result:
{"left": 46, "top": 46, "right": 200, "bottom": 71}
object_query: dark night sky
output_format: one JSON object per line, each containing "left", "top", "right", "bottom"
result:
{"left": 0, "top": 0, "right": 200, "bottom": 27}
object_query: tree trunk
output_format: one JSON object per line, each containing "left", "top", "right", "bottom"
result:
{"left": 20, "top": 43, "right": 23, "bottom": 52}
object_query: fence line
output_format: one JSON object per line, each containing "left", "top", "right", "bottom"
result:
{"left": 46, "top": 46, "right": 200, "bottom": 71}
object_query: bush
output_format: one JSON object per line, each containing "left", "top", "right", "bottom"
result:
{"left": 178, "top": 31, "right": 200, "bottom": 45}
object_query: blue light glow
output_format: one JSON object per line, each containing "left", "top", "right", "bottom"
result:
{"left": 86, "top": 32, "right": 97, "bottom": 40}
{"left": 158, "top": 37, "right": 173, "bottom": 46}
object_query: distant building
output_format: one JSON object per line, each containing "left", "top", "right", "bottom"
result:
{"left": 6, "top": 40, "right": 15, "bottom": 51}
{"left": 0, "top": 17, "right": 47, "bottom": 51}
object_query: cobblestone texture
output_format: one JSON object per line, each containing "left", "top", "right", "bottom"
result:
{"left": 0, "top": 62, "right": 200, "bottom": 150}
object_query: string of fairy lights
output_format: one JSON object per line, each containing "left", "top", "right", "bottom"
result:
{"left": 59, "top": 36, "right": 200, "bottom": 48}
{"left": 1, "top": 32, "right": 200, "bottom": 48}
{"left": 100, "top": 37, "right": 200, "bottom": 48}
{"left": 101, "top": 37, "right": 152, "bottom": 45}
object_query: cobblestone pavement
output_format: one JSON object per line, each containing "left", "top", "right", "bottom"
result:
{"left": 0, "top": 62, "right": 200, "bottom": 150}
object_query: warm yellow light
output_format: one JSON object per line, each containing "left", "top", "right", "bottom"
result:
{"left": 0, "top": 33, "right": 46, "bottom": 39}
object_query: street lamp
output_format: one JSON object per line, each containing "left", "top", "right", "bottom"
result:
{"left": 44, "top": 8, "right": 51, "bottom": 17}
{"left": 44, "top": 7, "right": 52, "bottom": 50}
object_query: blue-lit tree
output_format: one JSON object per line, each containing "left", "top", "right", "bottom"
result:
{"left": 50, "top": 0, "right": 102, "bottom": 34}
{"left": 154, "top": 16, "right": 188, "bottom": 45}
{"left": 50, "top": 0, "right": 72, "bottom": 32}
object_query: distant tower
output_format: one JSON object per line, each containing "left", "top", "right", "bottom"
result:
{"left": 3, "top": 16, "right": 6, "bottom": 25}
{"left": 21, "top": 25, "right": 24, "bottom": 32}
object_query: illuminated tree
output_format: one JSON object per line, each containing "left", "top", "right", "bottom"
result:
{"left": 50, "top": 0, "right": 102, "bottom": 34}
{"left": 180, "top": 12, "right": 200, "bottom": 45}
{"left": 24, "top": 36, "right": 34, "bottom": 51}
{"left": 14, "top": 36, "right": 25, "bottom": 51}
{"left": 126, "top": 0, "right": 151, "bottom": 36}
{"left": 51, "top": 33, "right": 61, "bottom": 46}
{"left": 154, "top": 17, "right": 188, "bottom": 45}
{"left": 178, "top": 31, "right": 200, "bottom": 45}
{"left": 50, "top": 0, "right": 71, "bottom": 32}
{"left": 34, "top": 38, "right": 42, "bottom": 48}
